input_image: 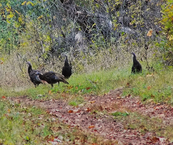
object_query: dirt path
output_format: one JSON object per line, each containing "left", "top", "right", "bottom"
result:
{"left": 9, "top": 88, "right": 172, "bottom": 144}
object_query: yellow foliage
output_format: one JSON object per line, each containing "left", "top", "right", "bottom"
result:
{"left": 0, "top": 3, "right": 2, "bottom": 7}
{"left": 37, "top": 15, "right": 43, "bottom": 20}
{"left": 21, "top": 1, "right": 26, "bottom": 5}
{"left": 18, "top": 16, "right": 23, "bottom": 23}
{"left": 15, "top": 10, "right": 21, "bottom": 15}
{"left": 7, "top": 12, "right": 14, "bottom": 19}
{"left": 6, "top": 19, "right": 11, "bottom": 24}
{"left": 6, "top": 3, "right": 11, "bottom": 9}
{"left": 167, "top": 35, "right": 173, "bottom": 41}
{"left": 26, "top": 1, "right": 34, "bottom": 6}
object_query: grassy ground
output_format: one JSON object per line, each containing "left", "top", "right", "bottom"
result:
{"left": 2, "top": 61, "right": 173, "bottom": 104}
{"left": 0, "top": 98, "right": 117, "bottom": 145}
{"left": 1, "top": 61, "right": 173, "bottom": 143}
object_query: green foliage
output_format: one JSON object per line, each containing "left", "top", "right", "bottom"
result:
{"left": 112, "top": 111, "right": 129, "bottom": 117}
{"left": 159, "top": 1, "right": 173, "bottom": 65}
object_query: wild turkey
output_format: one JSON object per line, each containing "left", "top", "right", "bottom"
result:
{"left": 26, "top": 61, "right": 42, "bottom": 87}
{"left": 131, "top": 52, "right": 142, "bottom": 73}
{"left": 38, "top": 71, "right": 69, "bottom": 87}
{"left": 62, "top": 55, "right": 72, "bottom": 79}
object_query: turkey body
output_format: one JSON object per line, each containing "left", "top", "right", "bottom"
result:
{"left": 27, "top": 61, "right": 42, "bottom": 87}
{"left": 39, "top": 71, "right": 69, "bottom": 87}
{"left": 131, "top": 52, "right": 142, "bottom": 73}
{"left": 62, "top": 55, "right": 72, "bottom": 79}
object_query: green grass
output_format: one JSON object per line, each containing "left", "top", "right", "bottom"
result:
{"left": 68, "top": 96, "right": 84, "bottom": 106}
{"left": 1, "top": 61, "right": 173, "bottom": 104}
{"left": 111, "top": 111, "right": 129, "bottom": 117}
{"left": 1, "top": 62, "right": 173, "bottom": 143}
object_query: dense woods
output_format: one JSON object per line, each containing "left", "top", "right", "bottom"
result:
{"left": 0, "top": 0, "right": 172, "bottom": 86}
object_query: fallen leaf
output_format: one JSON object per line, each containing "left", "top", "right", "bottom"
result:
{"left": 44, "top": 135, "right": 54, "bottom": 141}
{"left": 88, "top": 125, "right": 95, "bottom": 129}
{"left": 85, "top": 108, "right": 91, "bottom": 112}
{"left": 86, "top": 87, "right": 91, "bottom": 90}
{"left": 126, "top": 82, "right": 130, "bottom": 87}
{"left": 147, "top": 86, "right": 151, "bottom": 90}
{"left": 147, "top": 29, "right": 153, "bottom": 37}
{"left": 150, "top": 94, "right": 155, "bottom": 98}
{"left": 90, "top": 100, "right": 95, "bottom": 104}
{"left": 146, "top": 74, "right": 154, "bottom": 77}
{"left": 2, "top": 96, "right": 6, "bottom": 99}
{"left": 150, "top": 136, "right": 159, "bottom": 143}
{"left": 68, "top": 110, "right": 73, "bottom": 113}
{"left": 48, "top": 90, "right": 52, "bottom": 94}
{"left": 67, "top": 86, "right": 73, "bottom": 89}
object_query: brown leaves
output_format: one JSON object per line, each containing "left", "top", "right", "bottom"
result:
{"left": 85, "top": 107, "right": 91, "bottom": 112}
{"left": 48, "top": 90, "right": 52, "bottom": 94}
{"left": 147, "top": 86, "right": 151, "bottom": 90}
{"left": 68, "top": 110, "right": 73, "bottom": 113}
{"left": 90, "top": 100, "right": 95, "bottom": 104}
{"left": 147, "top": 29, "right": 153, "bottom": 37}
{"left": 147, "top": 136, "right": 160, "bottom": 144}
{"left": 2, "top": 96, "right": 6, "bottom": 99}
{"left": 86, "top": 87, "right": 91, "bottom": 90}
{"left": 88, "top": 125, "right": 95, "bottom": 129}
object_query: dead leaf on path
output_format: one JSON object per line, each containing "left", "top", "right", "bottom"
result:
{"left": 88, "top": 125, "right": 95, "bottom": 129}
{"left": 68, "top": 110, "right": 73, "bottom": 113}
{"left": 149, "top": 136, "right": 159, "bottom": 143}
{"left": 85, "top": 108, "right": 91, "bottom": 112}
{"left": 90, "top": 100, "right": 95, "bottom": 104}
{"left": 44, "top": 135, "right": 54, "bottom": 142}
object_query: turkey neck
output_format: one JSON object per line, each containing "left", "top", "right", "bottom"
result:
{"left": 28, "top": 64, "right": 32, "bottom": 74}
{"left": 133, "top": 55, "right": 136, "bottom": 62}
{"left": 65, "top": 56, "right": 69, "bottom": 66}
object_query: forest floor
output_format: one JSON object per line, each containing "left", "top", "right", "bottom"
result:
{"left": 7, "top": 87, "right": 173, "bottom": 144}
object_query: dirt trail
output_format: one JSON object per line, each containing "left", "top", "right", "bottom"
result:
{"left": 9, "top": 88, "right": 172, "bottom": 144}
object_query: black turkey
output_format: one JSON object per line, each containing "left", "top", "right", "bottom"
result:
{"left": 26, "top": 61, "right": 42, "bottom": 87}
{"left": 62, "top": 55, "right": 72, "bottom": 79}
{"left": 38, "top": 71, "right": 69, "bottom": 87}
{"left": 131, "top": 52, "right": 142, "bottom": 73}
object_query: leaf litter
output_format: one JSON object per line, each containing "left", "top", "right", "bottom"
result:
{"left": 8, "top": 87, "right": 173, "bottom": 144}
